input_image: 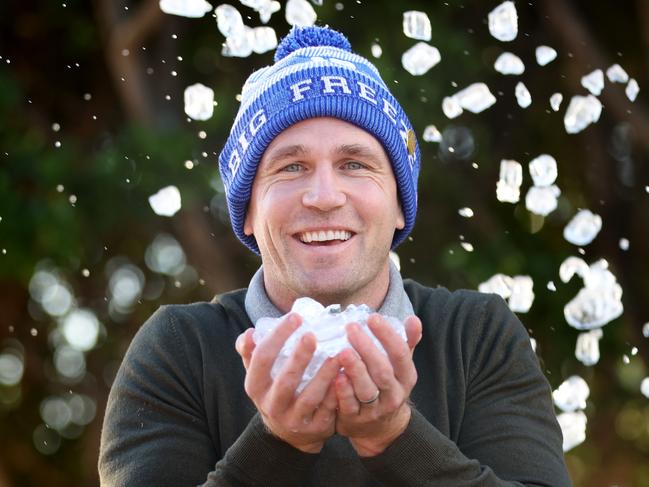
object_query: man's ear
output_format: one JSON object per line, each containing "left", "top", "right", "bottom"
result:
{"left": 243, "top": 208, "right": 254, "bottom": 236}
{"left": 396, "top": 204, "right": 405, "bottom": 230}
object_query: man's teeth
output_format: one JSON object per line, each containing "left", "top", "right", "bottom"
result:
{"left": 299, "top": 230, "right": 352, "bottom": 243}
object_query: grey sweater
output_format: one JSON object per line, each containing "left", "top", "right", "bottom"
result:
{"left": 98, "top": 280, "right": 571, "bottom": 486}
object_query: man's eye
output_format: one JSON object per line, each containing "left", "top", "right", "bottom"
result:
{"left": 282, "top": 163, "right": 302, "bottom": 172}
{"left": 344, "top": 161, "right": 366, "bottom": 170}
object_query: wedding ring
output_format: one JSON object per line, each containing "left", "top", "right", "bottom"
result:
{"left": 357, "top": 390, "right": 380, "bottom": 405}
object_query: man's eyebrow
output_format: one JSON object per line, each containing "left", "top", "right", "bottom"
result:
{"left": 335, "top": 143, "right": 384, "bottom": 162}
{"left": 265, "top": 144, "right": 308, "bottom": 167}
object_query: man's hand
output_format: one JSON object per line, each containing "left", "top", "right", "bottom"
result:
{"left": 236, "top": 314, "right": 339, "bottom": 453}
{"left": 334, "top": 314, "right": 422, "bottom": 457}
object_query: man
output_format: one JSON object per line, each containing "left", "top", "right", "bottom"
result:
{"left": 99, "top": 26, "right": 571, "bottom": 486}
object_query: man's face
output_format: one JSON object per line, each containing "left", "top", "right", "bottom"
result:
{"left": 244, "top": 117, "right": 405, "bottom": 310}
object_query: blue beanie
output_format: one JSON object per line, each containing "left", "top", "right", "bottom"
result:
{"left": 218, "top": 26, "right": 420, "bottom": 254}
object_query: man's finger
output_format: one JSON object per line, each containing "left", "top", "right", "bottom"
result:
{"left": 268, "top": 332, "right": 317, "bottom": 411}
{"left": 334, "top": 372, "right": 360, "bottom": 416}
{"left": 338, "top": 340, "right": 383, "bottom": 403}
{"left": 294, "top": 355, "right": 340, "bottom": 421}
{"left": 404, "top": 315, "right": 423, "bottom": 352}
{"left": 368, "top": 315, "right": 418, "bottom": 386}
{"left": 246, "top": 313, "right": 302, "bottom": 397}
{"left": 235, "top": 328, "right": 256, "bottom": 370}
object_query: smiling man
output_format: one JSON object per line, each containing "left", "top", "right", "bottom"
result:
{"left": 99, "top": 26, "right": 571, "bottom": 486}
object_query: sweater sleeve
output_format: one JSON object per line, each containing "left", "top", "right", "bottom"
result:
{"left": 360, "top": 294, "right": 571, "bottom": 486}
{"left": 98, "top": 305, "right": 319, "bottom": 487}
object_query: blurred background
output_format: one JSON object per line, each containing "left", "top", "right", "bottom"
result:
{"left": 1, "top": 0, "right": 648, "bottom": 485}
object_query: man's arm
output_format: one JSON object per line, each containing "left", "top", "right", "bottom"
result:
{"left": 342, "top": 295, "right": 571, "bottom": 486}
{"left": 98, "top": 306, "right": 325, "bottom": 487}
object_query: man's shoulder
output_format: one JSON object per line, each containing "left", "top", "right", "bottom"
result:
{"left": 404, "top": 278, "right": 500, "bottom": 313}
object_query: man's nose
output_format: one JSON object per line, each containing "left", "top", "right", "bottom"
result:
{"left": 301, "top": 165, "right": 347, "bottom": 211}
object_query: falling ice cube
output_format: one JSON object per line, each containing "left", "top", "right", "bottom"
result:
{"left": 215, "top": 4, "right": 244, "bottom": 37}
{"left": 553, "top": 375, "right": 589, "bottom": 412}
{"left": 184, "top": 83, "right": 214, "bottom": 121}
{"left": 575, "top": 329, "right": 603, "bottom": 366}
{"left": 644, "top": 322, "right": 649, "bottom": 338}
{"left": 508, "top": 275, "right": 534, "bottom": 313}
{"left": 525, "top": 185, "right": 560, "bottom": 216}
{"left": 422, "top": 125, "right": 442, "bottom": 142}
{"left": 251, "top": 26, "right": 277, "bottom": 54}
{"left": 606, "top": 63, "right": 629, "bottom": 84}
{"left": 626, "top": 78, "right": 639, "bottom": 102}
{"left": 515, "top": 81, "right": 531, "bottom": 108}
{"left": 478, "top": 274, "right": 514, "bottom": 299}
{"left": 159, "top": 0, "right": 212, "bottom": 17}
{"left": 256, "top": 0, "right": 281, "bottom": 23}
{"left": 619, "top": 238, "right": 629, "bottom": 251}
{"left": 454, "top": 83, "right": 497, "bottom": 114}
{"left": 581, "top": 69, "right": 604, "bottom": 96}
{"left": 550, "top": 92, "right": 563, "bottom": 112}
{"left": 564, "top": 95, "right": 602, "bottom": 134}
{"left": 496, "top": 159, "right": 522, "bottom": 203}
{"left": 389, "top": 251, "right": 401, "bottom": 271}
{"left": 559, "top": 256, "right": 590, "bottom": 283}
{"left": 563, "top": 209, "right": 602, "bottom": 246}
{"left": 488, "top": 1, "right": 518, "bottom": 42}
{"left": 403, "top": 10, "right": 432, "bottom": 41}
{"left": 547, "top": 281, "right": 557, "bottom": 291}
{"left": 401, "top": 42, "right": 441, "bottom": 76}
{"left": 557, "top": 411, "right": 587, "bottom": 452}
{"left": 536, "top": 45, "right": 557, "bottom": 66}
{"left": 285, "top": 0, "right": 317, "bottom": 26}
{"left": 149, "top": 186, "right": 182, "bottom": 217}
{"left": 641, "top": 377, "right": 649, "bottom": 398}
{"left": 528, "top": 154, "right": 558, "bottom": 187}
{"left": 371, "top": 42, "right": 382, "bottom": 58}
{"left": 458, "top": 207, "right": 474, "bottom": 218}
{"left": 442, "top": 96, "right": 463, "bottom": 119}
{"left": 222, "top": 26, "right": 254, "bottom": 57}
{"left": 494, "top": 52, "right": 525, "bottom": 75}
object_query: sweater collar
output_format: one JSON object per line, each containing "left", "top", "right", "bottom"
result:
{"left": 244, "top": 260, "right": 414, "bottom": 326}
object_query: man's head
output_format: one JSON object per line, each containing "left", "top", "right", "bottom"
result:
{"left": 218, "top": 26, "right": 421, "bottom": 255}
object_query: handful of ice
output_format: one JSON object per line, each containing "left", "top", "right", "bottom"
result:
{"left": 253, "top": 297, "right": 407, "bottom": 393}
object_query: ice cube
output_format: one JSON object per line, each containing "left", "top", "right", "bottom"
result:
{"left": 488, "top": 1, "right": 518, "bottom": 42}
{"left": 564, "top": 285, "right": 623, "bottom": 330}
{"left": 442, "top": 96, "right": 463, "bottom": 119}
{"left": 478, "top": 273, "right": 514, "bottom": 299}
{"left": 515, "top": 81, "right": 531, "bottom": 108}
{"left": 403, "top": 10, "right": 432, "bottom": 41}
{"left": 643, "top": 322, "right": 649, "bottom": 338}
{"left": 458, "top": 207, "right": 474, "bottom": 218}
{"left": 606, "top": 63, "right": 629, "bottom": 84}
{"left": 563, "top": 209, "right": 602, "bottom": 246}
{"left": 371, "top": 42, "right": 382, "bottom": 58}
{"left": 575, "top": 329, "right": 603, "bottom": 366}
{"left": 626, "top": 78, "right": 639, "bottom": 102}
{"left": 422, "top": 125, "right": 442, "bottom": 142}
{"left": 496, "top": 159, "right": 522, "bottom": 203}
{"left": 285, "top": 0, "right": 317, "bottom": 26}
{"left": 184, "top": 83, "right": 214, "bottom": 120}
{"left": 401, "top": 42, "right": 441, "bottom": 76}
{"left": 581, "top": 69, "right": 604, "bottom": 96}
{"left": 530, "top": 337, "right": 537, "bottom": 352}
{"left": 222, "top": 26, "right": 254, "bottom": 57}
{"left": 553, "top": 375, "right": 589, "bottom": 412}
{"left": 159, "top": 0, "right": 212, "bottom": 17}
{"left": 528, "top": 154, "right": 557, "bottom": 187}
{"left": 642, "top": 377, "right": 649, "bottom": 399}
{"left": 494, "top": 52, "right": 525, "bottom": 75}
{"left": 149, "top": 186, "right": 182, "bottom": 217}
{"left": 525, "top": 185, "right": 560, "bottom": 216}
{"left": 215, "top": 4, "right": 244, "bottom": 37}
{"left": 252, "top": 298, "right": 407, "bottom": 393}
{"left": 508, "top": 275, "right": 534, "bottom": 313}
{"left": 547, "top": 281, "right": 556, "bottom": 291}
{"left": 454, "top": 83, "right": 497, "bottom": 114}
{"left": 557, "top": 411, "right": 587, "bottom": 452}
{"left": 251, "top": 26, "right": 277, "bottom": 54}
{"left": 549, "top": 92, "right": 563, "bottom": 112}
{"left": 559, "top": 256, "right": 590, "bottom": 283}
{"left": 535, "top": 45, "right": 557, "bottom": 66}
{"left": 564, "top": 95, "right": 602, "bottom": 134}
{"left": 389, "top": 251, "right": 401, "bottom": 271}
{"left": 619, "top": 238, "right": 629, "bottom": 251}
{"left": 258, "top": 0, "right": 281, "bottom": 23}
